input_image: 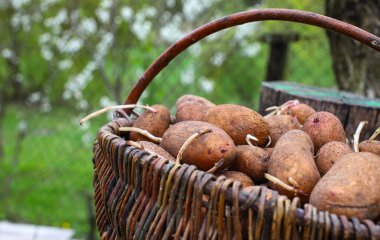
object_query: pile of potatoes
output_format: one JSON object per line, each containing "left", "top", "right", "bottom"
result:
{"left": 124, "top": 94, "right": 380, "bottom": 221}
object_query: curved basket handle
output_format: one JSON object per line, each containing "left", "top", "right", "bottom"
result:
{"left": 124, "top": 8, "right": 380, "bottom": 108}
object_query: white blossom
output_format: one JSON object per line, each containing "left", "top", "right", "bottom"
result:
{"left": 100, "top": 96, "right": 116, "bottom": 107}
{"left": 166, "top": 0, "right": 175, "bottom": 8}
{"left": 131, "top": 11, "right": 152, "bottom": 41}
{"left": 210, "top": 52, "right": 225, "bottom": 66}
{"left": 199, "top": 77, "right": 214, "bottom": 93}
{"left": 159, "top": 14, "right": 184, "bottom": 42}
{"left": 28, "top": 92, "right": 42, "bottom": 103}
{"left": 55, "top": 37, "right": 84, "bottom": 54}
{"left": 100, "top": 96, "right": 117, "bottom": 121}
{"left": 40, "top": 97, "right": 52, "bottom": 112}
{"left": 11, "top": 13, "right": 31, "bottom": 31}
{"left": 188, "top": 42, "right": 201, "bottom": 57}
{"left": 18, "top": 120, "right": 28, "bottom": 132}
{"left": 41, "top": 47, "right": 53, "bottom": 60}
{"left": 182, "top": 0, "right": 220, "bottom": 21}
{"left": 44, "top": 8, "right": 68, "bottom": 29}
{"left": 96, "top": 7, "right": 110, "bottom": 24}
{"left": 39, "top": 33, "right": 51, "bottom": 44}
{"left": 63, "top": 61, "right": 96, "bottom": 100}
{"left": 100, "top": 0, "right": 112, "bottom": 9}
{"left": 234, "top": 23, "right": 259, "bottom": 43}
{"left": 79, "top": 18, "right": 97, "bottom": 35}
{"left": 94, "top": 33, "right": 114, "bottom": 63}
{"left": 180, "top": 65, "right": 195, "bottom": 85}
{"left": 1, "top": 48, "right": 13, "bottom": 59}
{"left": 143, "top": 6, "right": 157, "bottom": 17}
{"left": 39, "top": 0, "right": 59, "bottom": 12}
{"left": 58, "top": 59, "right": 73, "bottom": 70}
{"left": 10, "top": 0, "right": 31, "bottom": 9}
{"left": 16, "top": 73, "right": 24, "bottom": 83}
{"left": 77, "top": 99, "right": 89, "bottom": 110}
{"left": 206, "top": 31, "right": 223, "bottom": 42}
{"left": 120, "top": 6, "right": 134, "bottom": 22}
{"left": 241, "top": 43, "right": 261, "bottom": 57}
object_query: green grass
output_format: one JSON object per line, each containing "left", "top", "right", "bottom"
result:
{"left": 0, "top": 104, "right": 109, "bottom": 238}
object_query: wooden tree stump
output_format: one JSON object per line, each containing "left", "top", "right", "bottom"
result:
{"left": 259, "top": 81, "right": 380, "bottom": 140}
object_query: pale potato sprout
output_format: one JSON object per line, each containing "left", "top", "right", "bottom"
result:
{"left": 265, "top": 173, "right": 307, "bottom": 196}
{"left": 369, "top": 126, "right": 380, "bottom": 141}
{"left": 246, "top": 134, "right": 259, "bottom": 148}
{"left": 119, "top": 127, "right": 162, "bottom": 143}
{"left": 80, "top": 104, "right": 157, "bottom": 125}
{"left": 176, "top": 129, "right": 212, "bottom": 165}
{"left": 353, "top": 121, "right": 368, "bottom": 153}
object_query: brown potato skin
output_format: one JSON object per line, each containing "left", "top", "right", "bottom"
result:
{"left": 217, "top": 171, "right": 254, "bottom": 188}
{"left": 229, "top": 145, "right": 268, "bottom": 182}
{"left": 203, "top": 104, "right": 269, "bottom": 146}
{"left": 359, "top": 140, "right": 380, "bottom": 155}
{"left": 137, "top": 141, "right": 175, "bottom": 161}
{"left": 176, "top": 94, "right": 215, "bottom": 109}
{"left": 160, "top": 121, "right": 236, "bottom": 171}
{"left": 310, "top": 152, "right": 380, "bottom": 220}
{"left": 264, "top": 147, "right": 274, "bottom": 158}
{"left": 175, "top": 102, "right": 210, "bottom": 122}
{"left": 265, "top": 115, "right": 301, "bottom": 147}
{"left": 302, "top": 111, "right": 346, "bottom": 152}
{"left": 268, "top": 130, "right": 320, "bottom": 201}
{"left": 316, "top": 141, "right": 353, "bottom": 175}
{"left": 280, "top": 103, "right": 316, "bottom": 124}
{"left": 130, "top": 105, "right": 171, "bottom": 142}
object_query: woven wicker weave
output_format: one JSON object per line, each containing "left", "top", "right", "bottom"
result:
{"left": 92, "top": 9, "right": 380, "bottom": 240}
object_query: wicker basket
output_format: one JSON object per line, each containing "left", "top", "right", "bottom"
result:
{"left": 92, "top": 9, "right": 380, "bottom": 240}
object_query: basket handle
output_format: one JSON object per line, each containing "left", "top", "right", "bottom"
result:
{"left": 123, "top": 8, "right": 380, "bottom": 108}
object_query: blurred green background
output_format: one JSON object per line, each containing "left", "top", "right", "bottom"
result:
{"left": 0, "top": 0, "right": 333, "bottom": 238}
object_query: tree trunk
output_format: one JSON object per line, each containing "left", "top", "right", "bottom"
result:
{"left": 325, "top": 0, "right": 380, "bottom": 97}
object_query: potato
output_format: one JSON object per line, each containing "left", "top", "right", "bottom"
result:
{"left": 176, "top": 94, "right": 215, "bottom": 109}
{"left": 315, "top": 141, "right": 352, "bottom": 175}
{"left": 265, "top": 115, "right": 301, "bottom": 147}
{"left": 130, "top": 105, "right": 171, "bottom": 142}
{"left": 160, "top": 121, "right": 236, "bottom": 171}
{"left": 175, "top": 95, "right": 215, "bottom": 122}
{"left": 137, "top": 141, "right": 175, "bottom": 161}
{"left": 264, "top": 147, "right": 274, "bottom": 158}
{"left": 203, "top": 104, "right": 269, "bottom": 146}
{"left": 268, "top": 130, "right": 320, "bottom": 201}
{"left": 279, "top": 102, "right": 316, "bottom": 124}
{"left": 302, "top": 111, "right": 346, "bottom": 152}
{"left": 310, "top": 152, "right": 380, "bottom": 220}
{"left": 217, "top": 170, "right": 254, "bottom": 188}
{"left": 229, "top": 145, "right": 268, "bottom": 182}
{"left": 359, "top": 140, "right": 380, "bottom": 155}
{"left": 176, "top": 102, "right": 210, "bottom": 122}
